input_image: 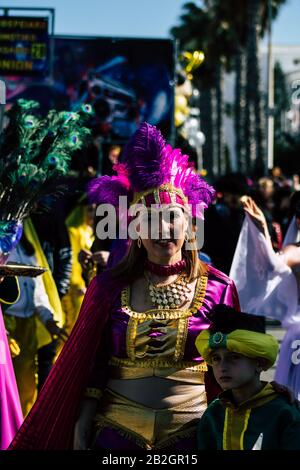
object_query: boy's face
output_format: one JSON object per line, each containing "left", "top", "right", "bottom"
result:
{"left": 211, "top": 348, "right": 259, "bottom": 391}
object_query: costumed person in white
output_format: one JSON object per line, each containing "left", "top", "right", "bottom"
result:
{"left": 230, "top": 195, "right": 300, "bottom": 399}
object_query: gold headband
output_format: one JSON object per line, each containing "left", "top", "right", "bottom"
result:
{"left": 131, "top": 183, "right": 188, "bottom": 207}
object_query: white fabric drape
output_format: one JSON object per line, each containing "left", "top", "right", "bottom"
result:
{"left": 229, "top": 214, "right": 299, "bottom": 326}
{"left": 283, "top": 216, "right": 300, "bottom": 247}
{"left": 230, "top": 215, "right": 300, "bottom": 398}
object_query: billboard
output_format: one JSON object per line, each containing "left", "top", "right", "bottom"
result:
{"left": 2, "top": 36, "right": 175, "bottom": 144}
{"left": 0, "top": 16, "right": 49, "bottom": 76}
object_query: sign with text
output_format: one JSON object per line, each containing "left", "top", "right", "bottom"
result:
{"left": 0, "top": 16, "right": 49, "bottom": 76}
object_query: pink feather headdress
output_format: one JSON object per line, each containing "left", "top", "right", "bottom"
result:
{"left": 88, "top": 122, "right": 215, "bottom": 218}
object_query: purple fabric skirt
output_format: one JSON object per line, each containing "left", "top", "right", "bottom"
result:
{"left": 92, "top": 426, "right": 197, "bottom": 451}
{"left": 0, "top": 306, "right": 23, "bottom": 449}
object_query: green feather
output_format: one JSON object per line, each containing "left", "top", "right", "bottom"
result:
{"left": 0, "top": 99, "right": 91, "bottom": 220}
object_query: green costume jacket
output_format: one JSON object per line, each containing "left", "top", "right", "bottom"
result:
{"left": 197, "top": 383, "right": 300, "bottom": 450}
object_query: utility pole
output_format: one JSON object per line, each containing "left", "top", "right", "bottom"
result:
{"left": 0, "top": 80, "right": 5, "bottom": 133}
{"left": 266, "top": 0, "right": 274, "bottom": 173}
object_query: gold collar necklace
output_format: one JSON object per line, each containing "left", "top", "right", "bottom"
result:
{"left": 144, "top": 271, "right": 191, "bottom": 310}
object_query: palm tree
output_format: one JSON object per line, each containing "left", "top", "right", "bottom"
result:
{"left": 244, "top": 0, "right": 287, "bottom": 176}
{"left": 274, "top": 61, "right": 289, "bottom": 137}
{"left": 171, "top": 0, "right": 287, "bottom": 177}
{"left": 171, "top": 3, "right": 217, "bottom": 178}
{"left": 221, "top": 1, "right": 249, "bottom": 173}
{"left": 212, "top": 0, "right": 286, "bottom": 175}
{"left": 171, "top": 2, "right": 234, "bottom": 178}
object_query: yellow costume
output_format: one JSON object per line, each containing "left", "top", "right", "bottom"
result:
{"left": 62, "top": 205, "right": 94, "bottom": 334}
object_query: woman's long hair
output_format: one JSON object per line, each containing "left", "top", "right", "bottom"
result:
{"left": 108, "top": 238, "right": 206, "bottom": 284}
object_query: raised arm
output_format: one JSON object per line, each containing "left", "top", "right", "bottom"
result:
{"left": 240, "top": 196, "right": 273, "bottom": 249}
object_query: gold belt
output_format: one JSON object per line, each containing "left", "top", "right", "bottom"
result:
{"left": 108, "top": 363, "right": 207, "bottom": 384}
{"left": 93, "top": 386, "right": 207, "bottom": 449}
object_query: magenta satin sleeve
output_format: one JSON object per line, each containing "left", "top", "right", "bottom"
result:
{"left": 201, "top": 266, "right": 241, "bottom": 316}
{"left": 221, "top": 279, "right": 240, "bottom": 310}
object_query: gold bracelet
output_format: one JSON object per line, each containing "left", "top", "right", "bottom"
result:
{"left": 83, "top": 387, "right": 103, "bottom": 401}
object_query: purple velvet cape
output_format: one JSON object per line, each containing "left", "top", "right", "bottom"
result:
{"left": 9, "top": 271, "right": 125, "bottom": 450}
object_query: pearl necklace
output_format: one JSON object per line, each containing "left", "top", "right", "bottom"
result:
{"left": 144, "top": 271, "right": 191, "bottom": 310}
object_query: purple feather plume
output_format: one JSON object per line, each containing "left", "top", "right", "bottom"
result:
{"left": 121, "top": 122, "right": 167, "bottom": 191}
{"left": 87, "top": 168, "right": 131, "bottom": 208}
{"left": 161, "top": 143, "right": 215, "bottom": 216}
{"left": 87, "top": 122, "right": 215, "bottom": 215}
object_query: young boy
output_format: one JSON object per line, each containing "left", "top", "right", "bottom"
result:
{"left": 195, "top": 305, "right": 300, "bottom": 450}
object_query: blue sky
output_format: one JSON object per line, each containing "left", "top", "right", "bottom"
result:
{"left": 4, "top": 0, "right": 300, "bottom": 44}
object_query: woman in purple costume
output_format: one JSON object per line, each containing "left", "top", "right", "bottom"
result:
{"left": 10, "top": 123, "right": 239, "bottom": 450}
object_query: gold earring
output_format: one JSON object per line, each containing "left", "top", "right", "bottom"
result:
{"left": 138, "top": 237, "right": 142, "bottom": 248}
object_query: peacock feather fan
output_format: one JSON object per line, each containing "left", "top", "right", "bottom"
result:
{"left": 0, "top": 99, "right": 92, "bottom": 221}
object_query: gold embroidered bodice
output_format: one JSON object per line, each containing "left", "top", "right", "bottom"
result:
{"left": 109, "top": 273, "right": 209, "bottom": 378}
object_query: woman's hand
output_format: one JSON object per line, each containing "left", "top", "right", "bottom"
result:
{"left": 73, "top": 398, "right": 98, "bottom": 450}
{"left": 91, "top": 251, "right": 110, "bottom": 268}
{"left": 240, "top": 196, "right": 270, "bottom": 238}
{"left": 78, "top": 249, "right": 93, "bottom": 270}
